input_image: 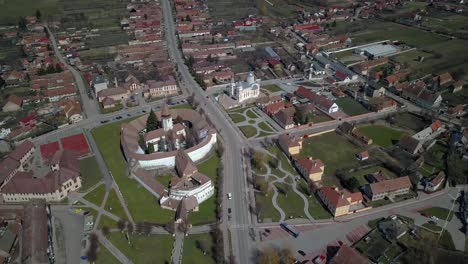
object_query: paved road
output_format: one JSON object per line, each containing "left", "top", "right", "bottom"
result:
{"left": 161, "top": 0, "right": 253, "bottom": 262}
{"left": 51, "top": 206, "right": 85, "bottom": 264}
{"left": 45, "top": 25, "right": 100, "bottom": 118}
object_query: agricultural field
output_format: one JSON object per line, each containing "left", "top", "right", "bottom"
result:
{"left": 421, "top": 13, "right": 468, "bottom": 39}
{"left": 0, "top": 0, "right": 62, "bottom": 24}
{"left": 207, "top": 0, "right": 257, "bottom": 22}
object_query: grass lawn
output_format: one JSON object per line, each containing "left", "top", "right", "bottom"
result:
{"left": 98, "top": 214, "right": 118, "bottom": 229}
{"left": 419, "top": 163, "right": 438, "bottom": 177}
{"left": 349, "top": 166, "right": 398, "bottom": 186}
{"left": 246, "top": 109, "right": 257, "bottom": 119}
{"left": 83, "top": 184, "right": 107, "bottom": 207}
{"left": 309, "top": 111, "right": 333, "bottom": 123}
{"left": 248, "top": 120, "right": 256, "bottom": 124}
{"left": 392, "top": 112, "right": 428, "bottom": 132}
{"left": 170, "top": 103, "right": 192, "bottom": 109}
{"left": 257, "top": 131, "right": 274, "bottom": 138}
{"left": 300, "top": 132, "right": 361, "bottom": 185}
{"left": 183, "top": 233, "right": 216, "bottom": 264}
{"left": 108, "top": 233, "right": 173, "bottom": 264}
{"left": 266, "top": 146, "right": 297, "bottom": 175}
{"left": 439, "top": 230, "right": 456, "bottom": 251}
{"left": 198, "top": 153, "right": 220, "bottom": 180}
{"left": 275, "top": 183, "right": 306, "bottom": 219}
{"left": 419, "top": 207, "right": 453, "bottom": 221}
{"left": 297, "top": 180, "right": 331, "bottom": 219}
{"left": 229, "top": 113, "right": 246, "bottom": 123}
{"left": 96, "top": 242, "right": 119, "bottom": 264}
{"left": 255, "top": 192, "right": 281, "bottom": 222}
{"left": 335, "top": 97, "right": 369, "bottom": 116}
{"left": 262, "top": 84, "right": 282, "bottom": 93}
{"left": 358, "top": 125, "right": 407, "bottom": 147}
{"left": 156, "top": 174, "right": 173, "bottom": 188}
{"left": 105, "top": 189, "right": 128, "bottom": 220}
{"left": 422, "top": 223, "right": 442, "bottom": 232}
{"left": 239, "top": 125, "right": 257, "bottom": 138}
{"left": 79, "top": 156, "right": 104, "bottom": 191}
{"left": 258, "top": 121, "right": 274, "bottom": 132}
{"left": 189, "top": 196, "right": 216, "bottom": 225}
{"left": 92, "top": 120, "right": 174, "bottom": 224}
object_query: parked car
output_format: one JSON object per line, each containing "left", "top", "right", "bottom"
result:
{"left": 228, "top": 193, "right": 232, "bottom": 200}
{"left": 428, "top": 220, "right": 437, "bottom": 225}
{"left": 100, "top": 120, "right": 109, "bottom": 124}
{"left": 298, "top": 250, "right": 306, "bottom": 256}
{"left": 431, "top": 216, "right": 439, "bottom": 221}
{"left": 116, "top": 116, "right": 122, "bottom": 120}
{"left": 228, "top": 208, "right": 231, "bottom": 214}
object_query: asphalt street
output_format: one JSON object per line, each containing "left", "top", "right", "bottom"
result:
{"left": 161, "top": 0, "right": 253, "bottom": 262}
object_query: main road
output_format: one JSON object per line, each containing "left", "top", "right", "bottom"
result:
{"left": 161, "top": 0, "right": 253, "bottom": 262}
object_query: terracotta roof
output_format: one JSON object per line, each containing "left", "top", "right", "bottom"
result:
{"left": 161, "top": 103, "right": 171, "bottom": 117}
{"left": 6, "top": 95, "right": 23, "bottom": 106}
{"left": 430, "top": 120, "right": 442, "bottom": 132}
{"left": 102, "top": 97, "right": 115, "bottom": 106}
{"left": 295, "top": 86, "right": 334, "bottom": 110}
{"left": 430, "top": 171, "right": 445, "bottom": 186}
{"left": 369, "top": 176, "right": 411, "bottom": 195}
{"left": 278, "top": 133, "right": 301, "bottom": 149}
{"left": 453, "top": 80, "right": 464, "bottom": 88}
{"left": 274, "top": 108, "right": 295, "bottom": 127}
{"left": 263, "top": 101, "right": 285, "bottom": 115}
{"left": 0, "top": 157, "right": 20, "bottom": 183}
{"left": 296, "top": 157, "right": 324, "bottom": 174}
{"left": 319, "top": 187, "right": 362, "bottom": 208}
{"left": 359, "top": 151, "right": 369, "bottom": 159}
{"left": 329, "top": 244, "right": 369, "bottom": 264}
{"left": 175, "top": 150, "right": 198, "bottom": 177}
{"left": 97, "top": 87, "right": 127, "bottom": 98}
{"left": 9, "top": 140, "right": 35, "bottom": 162}
{"left": 437, "top": 72, "right": 452, "bottom": 84}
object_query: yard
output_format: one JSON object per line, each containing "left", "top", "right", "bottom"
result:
{"left": 335, "top": 97, "right": 369, "bottom": 116}
{"left": 79, "top": 156, "right": 104, "bottom": 191}
{"left": 0, "top": 0, "right": 63, "bottom": 24}
{"left": 92, "top": 119, "right": 174, "bottom": 224}
{"left": 246, "top": 109, "right": 257, "bottom": 119}
{"left": 239, "top": 125, "right": 257, "bottom": 138}
{"left": 392, "top": 112, "right": 428, "bottom": 132}
{"left": 156, "top": 174, "right": 172, "bottom": 188}
{"left": 309, "top": 111, "right": 333, "bottom": 123}
{"left": 83, "top": 184, "right": 106, "bottom": 206}
{"left": 300, "top": 132, "right": 362, "bottom": 185}
{"left": 358, "top": 124, "right": 407, "bottom": 147}
{"left": 182, "top": 233, "right": 216, "bottom": 264}
{"left": 418, "top": 207, "right": 453, "bottom": 221}
{"left": 97, "top": 215, "right": 117, "bottom": 229}
{"left": 107, "top": 233, "right": 173, "bottom": 264}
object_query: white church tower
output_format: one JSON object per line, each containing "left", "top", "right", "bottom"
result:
{"left": 161, "top": 103, "right": 173, "bottom": 131}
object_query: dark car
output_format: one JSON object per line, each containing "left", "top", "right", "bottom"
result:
{"left": 116, "top": 116, "right": 122, "bottom": 120}
{"left": 298, "top": 250, "right": 306, "bottom": 256}
{"left": 265, "top": 228, "right": 271, "bottom": 233}
{"left": 228, "top": 208, "right": 231, "bottom": 214}
{"left": 142, "top": 110, "right": 147, "bottom": 113}
{"left": 127, "top": 113, "right": 131, "bottom": 117}
{"left": 428, "top": 220, "right": 437, "bottom": 225}
{"left": 100, "top": 120, "right": 109, "bottom": 124}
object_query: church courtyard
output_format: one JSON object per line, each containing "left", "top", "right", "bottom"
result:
{"left": 228, "top": 106, "right": 277, "bottom": 138}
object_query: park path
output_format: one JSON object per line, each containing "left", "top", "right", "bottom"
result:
{"left": 93, "top": 190, "right": 110, "bottom": 231}
{"left": 97, "top": 231, "right": 133, "bottom": 264}
{"left": 171, "top": 231, "right": 185, "bottom": 264}
{"left": 112, "top": 183, "right": 135, "bottom": 225}
{"left": 231, "top": 107, "right": 278, "bottom": 138}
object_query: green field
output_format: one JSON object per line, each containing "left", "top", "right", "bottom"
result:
{"left": 170, "top": 103, "right": 193, "bottom": 110}
{"left": 96, "top": 242, "right": 119, "bottom": 264}
{"left": 309, "top": 111, "right": 333, "bottom": 123}
{"left": 229, "top": 113, "right": 246, "bottom": 123}
{"left": 419, "top": 207, "right": 453, "bottom": 221}
{"left": 258, "top": 121, "right": 274, "bottom": 132}
{"left": 79, "top": 156, "right": 104, "bottom": 191}
{"left": 246, "top": 109, "right": 257, "bottom": 119}
{"left": 275, "top": 182, "right": 306, "bottom": 219}
{"left": 300, "top": 132, "right": 361, "bottom": 185}
{"left": 182, "top": 233, "right": 216, "bottom": 264}
{"left": 239, "top": 125, "right": 257, "bottom": 138}
{"left": 358, "top": 125, "right": 407, "bottom": 147}
{"left": 84, "top": 184, "right": 106, "bottom": 206}
{"left": 335, "top": 97, "right": 369, "bottom": 116}
{"left": 97, "top": 214, "right": 118, "bottom": 229}
{"left": 108, "top": 233, "right": 173, "bottom": 264}
{"left": 92, "top": 119, "right": 174, "bottom": 224}
{"left": 262, "top": 84, "right": 282, "bottom": 93}
{"left": 266, "top": 146, "right": 296, "bottom": 175}
{"left": 392, "top": 112, "right": 428, "bottom": 132}
{"left": 198, "top": 153, "right": 220, "bottom": 180}
{"left": 255, "top": 191, "right": 280, "bottom": 222}
{"left": 104, "top": 189, "right": 128, "bottom": 221}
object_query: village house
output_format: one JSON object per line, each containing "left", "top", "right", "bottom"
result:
{"left": 144, "top": 77, "right": 178, "bottom": 98}
{"left": 278, "top": 133, "right": 303, "bottom": 157}
{"left": 423, "top": 171, "right": 445, "bottom": 192}
{"left": 353, "top": 57, "right": 389, "bottom": 75}
{"left": 44, "top": 86, "right": 77, "bottom": 102}
{"left": 401, "top": 81, "right": 442, "bottom": 109}
{"left": 294, "top": 157, "right": 325, "bottom": 182}
{"left": 363, "top": 176, "right": 412, "bottom": 201}
{"left": 351, "top": 128, "right": 373, "bottom": 145}
{"left": 328, "top": 244, "right": 369, "bottom": 264}
{"left": 356, "top": 151, "right": 369, "bottom": 161}
{"left": 256, "top": 95, "right": 283, "bottom": 108}
{"left": 2, "top": 95, "right": 23, "bottom": 112}
{"left": 317, "top": 186, "right": 364, "bottom": 217}
{"left": 399, "top": 135, "right": 423, "bottom": 155}
{"left": 273, "top": 108, "right": 296, "bottom": 129}
{"left": 452, "top": 80, "right": 465, "bottom": 93}
{"left": 295, "top": 86, "right": 339, "bottom": 114}
{"left": 60, "top": 98, "right": 82, "bottom": 123}
{"left": 97, "top": 88, "right": 130, "bottom": 103}
{"left": 368, "top": 97, "right": 398, "bottom": 112}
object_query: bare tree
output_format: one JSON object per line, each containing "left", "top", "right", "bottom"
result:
{"left": 117, "top": 220, "right": 126, "bottom": 232}
{"left": 126, "top": 222, "right": 134, "bottom": 234}
{"left": 102, "top": 226, "right": 110, "bottom": 237}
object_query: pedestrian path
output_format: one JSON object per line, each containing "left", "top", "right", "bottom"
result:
{"left": 98, "top": 231, "right": 133, "bottom": 264}
{"left": 171, "top": 231, "right": 185, "bottom": 264}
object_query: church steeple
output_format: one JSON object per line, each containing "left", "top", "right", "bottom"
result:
{"left": 161, "top": 102, "right": 173, "bottom": 131}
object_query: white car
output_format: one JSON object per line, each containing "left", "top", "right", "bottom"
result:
{"left": 228, "top": 193, "right": 232, "bottom": 200}
{"left": 431, "top": 216, "right": 439, "bottom": 221}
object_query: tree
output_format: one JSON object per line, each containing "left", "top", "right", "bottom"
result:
{"left": 252, "top": 151, "right": 266, "bottom": 169}
{"left": 46, "top": 64, "right": 55, "bottom": 74}
{"left": 195, "top": 239, "right": 208, "bottom": 255}
{"left": 147, "top": 143, "right": 155, "bottom": 154}
{"left": 254, "top": 176, "right": 268, "bottom": 194}
{"left": 138, "top": 134, "right": 147, "bottom": 153}
{"left": 117, "top": 220, "right": 126, "bottom": 232}
{"left": 126, "top": 222, "right": 134, "bottom": 234}
{"left": 258, "top": 248, "right": 280, "bottom": 264}
{"left": 146, "top": 109, "right": 159, "bottom": 131}
{"left": 18, "top": 17, "right": 27, "bottom": 31}
{"left": 186, "top": 15, "right": 191, "bottom": 22}
{"left": 0, "top": 76, "right": 5, "bottom": 88}
{"left": 36, "top": 9, "right": 41, "bottom": 20}
{"left": 175, "top": 115, "right": 184, "bottom": 124}
{"left": 332, "top": 20, "right": 337, "bottom": 27}
{"left": 279, "top": 248, "right": 295, "bottom": 264}
{"left": 158, "top": 138, "right": 166, "bottom": 152}
{"left": 102, "top": 226, "right": 110, "bottom": 237}
{"left": 55, "top": 63, "right": 63, "bottom": 73}
{"left": 268, "top": 158, "right": 279, "bottom": 169}
{"left": 144, "top": 14, "right": 148, "bottom": 20}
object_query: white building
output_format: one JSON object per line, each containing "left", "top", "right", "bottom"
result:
{"left": 230, "top": 72, "right": 260, "bottom": 103}
{"left": 144, "top": 104, "right": 186, "bottom": 152}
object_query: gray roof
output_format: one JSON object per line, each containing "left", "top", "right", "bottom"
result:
{"left": 314, "top": 53, "right": 357, "bottom": 78}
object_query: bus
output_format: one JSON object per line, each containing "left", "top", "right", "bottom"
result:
{"left": 280, "top": 223, "right": 300, "bottom": 238}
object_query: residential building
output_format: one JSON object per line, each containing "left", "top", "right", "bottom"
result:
{"left": 44, "top": 86, "right": 77, "bottom": 102}
{"left": 329, "top": 244, "right": 369, "bottom": 264}
{"left": 317, "top": 187, "right": 364, "bottom": 217}
{"left": 256, "top": 95, "right": 282, "bottom": 108}
{"left": 97, "top": 88, "right": 130, "bottom": 103}
{"left": 295, "top": 86, "right": 339, "bottom": 113}
{"left": 144, "top": 77, "right": 178, "bottom": 98}
{"left": 22, "top": 200, "right": 53, "bottom": 264}
{"left": 423, "top": 171, "right": 445, "bottom": 192}
{"left": 368, "top": 97, "right": 397, "bottom": 112}
{"left": 295, "top": 157, "right": 324, "bottom": 182}
{"left": 60, "top": 98, "right": 82, "bottom": 123}
{"left": 356, "top": 151, "right": 369, "bottom": 161}
{"left": 453, "top": 80, "right": 465, "bottom": 93}
{"left": 363, "top": 176, "right": 412, "bottom": 201}
{"left": 399, "top": 135, "right": 423, "bottom": 155}
{"left": 2, "top": 95, "right": 23, "bottom": 112}
{"left": 229, "top": 72, "right": 260, "bottom": 103}
{"left": 278, "top": 134, "right": 303, "bottom": 157}
{"left": 273, "top": 108, "right": 296, "bottom": 129}
{"left": 351, "top": 128, "right": 373, "bottom": 145}
{"left": 92, "top": 75, "right": 108, "bottom": 97}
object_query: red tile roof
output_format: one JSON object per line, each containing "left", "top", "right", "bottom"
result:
{"left": 6, "top": 95, "right": 23, "bottom": 106}
{"left": 9, "top": 140, "right": 35, "bottom": 162}
{"left": 319, "top": 187, "right": 362, "bottom": 208}
{"left": 60, "top": 133, "right": 89, "bottom": 157}
{"left": 369, "top": 176, "right": 411, "bottom": 195}
{"left": 296, "top": 157, "right": 324, "bottom": 174}
{"left": 329, "top": 244, "right": 369, "bottom": 264}
{"left": 430, "top": 120, "right": 442, "bottom": 132}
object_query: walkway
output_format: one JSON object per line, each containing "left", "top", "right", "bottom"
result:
{"left": 229, "top": 107, "right": 277, "bottom": 139}
{"left": 97, "top": 231, "right": 133, "bottom": 264}
{"left": 171, "top": 231, "right": 185, "bottom": 264}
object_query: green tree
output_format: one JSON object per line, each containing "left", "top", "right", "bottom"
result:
{"left": 146, "top": 109, "right": 159, "bottom": 131}
{"left": 147, "top": 143, "right": 155, "bottom": 154}
{"left": 0, "top": 76, "right": 5, "bottom": 87}
{"left": 258, "top": 248, "right": 280, "bottom": 264}
{"left": 35, "top": 9, "right": 41, "bottom": 20}
{"left": 252, "top": 151, "right": 266, "bottom": 169}
{"left": 158, "top": 138, "right": 166, "bottom": 152}
{"left": 279, "top": 248, "right": 295, "bottom": 264}
{"left": 138, "top": 134, "right": 147, "bottom": 153}
{"left": 18, "top": 17, "right": 27, "bottom": 31}
{"left": 46, "top": 64, "right": 55, "bottom": 74}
